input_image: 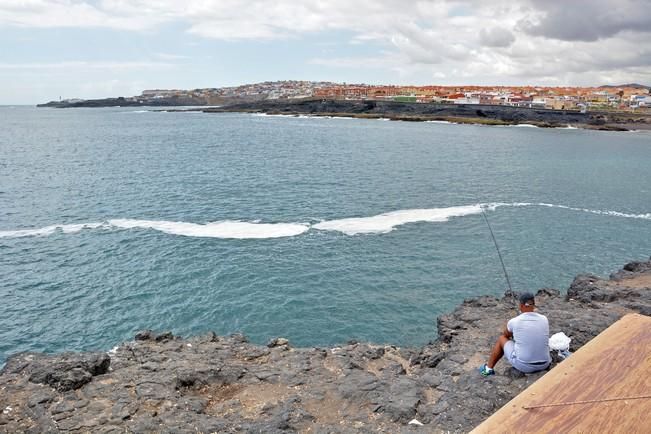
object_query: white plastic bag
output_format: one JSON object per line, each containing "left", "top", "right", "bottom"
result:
{"left": 549, "top": 332, "right": 571, "bottom": 351}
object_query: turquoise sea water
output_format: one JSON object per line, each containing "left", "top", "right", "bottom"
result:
{"left": 1, "top": 106, "right": 650, "bottom": 362}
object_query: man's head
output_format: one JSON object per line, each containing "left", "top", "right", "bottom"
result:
{"left": 518, "top": 292, "right": 536, "bottom": 312}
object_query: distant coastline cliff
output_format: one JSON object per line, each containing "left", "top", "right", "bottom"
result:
{"left": 38, "top": 81, "right": 651, "bottom": 110}
{"left": 1, "top": 258, "right": 650, "bottom": 432}
{"left": 37, "top": 80, "right": 651, "bottom": 130}
{"left": 38, "top": 96, "right": 651, "bottom": 131}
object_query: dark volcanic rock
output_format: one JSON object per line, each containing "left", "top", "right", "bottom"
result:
{"left": 611, "top": 258, "right": 651, "bottom": 280}
{"left": 197, "top": 99, "right": 651, "bottom": 130}
{"left": 39, "top": 95, "right": 651, "bottom": 131}
{"left": 623, "top": 260, "right": 651, "bottom": 273}
{"left": 134, "top": 330, "right": 155, "bottom": 341}
{"left": 2, "top": 352, "right": 110, "bottom": 392}
{"left": 217, "top": 99, "right": 593, "bottom": 125}
{"left": 0, "top": 259, "right": 649, "bottom": 433}
{"left": 37, "top": 95, "right": 210, "bottom": 108}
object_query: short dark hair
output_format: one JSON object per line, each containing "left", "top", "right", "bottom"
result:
{"left": 519, "top": 292, "right": 535, "bottom": 306}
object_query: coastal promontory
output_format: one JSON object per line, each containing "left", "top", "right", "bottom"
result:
{"left": 1, "top": 259, "right": 650, "bottom": 433}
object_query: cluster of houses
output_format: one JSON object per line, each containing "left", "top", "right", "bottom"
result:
{"left": 138, "top": 81, "right": 651, "bottom": 111}
{"left": 312, "top": 84, "right": 651, "bottom": 110}
{"left": 141, "top": 81, "right": 333, "bottom": 102}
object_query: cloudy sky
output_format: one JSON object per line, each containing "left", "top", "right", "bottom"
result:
{"left": 2, "top": 0, "right": 650, "bottom": 104}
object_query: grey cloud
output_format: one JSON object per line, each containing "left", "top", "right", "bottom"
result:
{"left": 522, "top": 0, "right": 651, "bottom": 41}
{"left": 388, "top": 21, "right": 475, "bottom": 65}
{"left": 479, "top": 27, "right": 515, "bottom": 47}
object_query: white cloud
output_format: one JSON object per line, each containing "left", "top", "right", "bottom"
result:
{"left": 479, "top": 27, "right": 516, "bottom": 48}
{"left": 309, "top": 55, "right": 398, "bottom": 69}
{"left": 0, "top": 0, "right": 157, "bottom": 29}
{"left": 521, "top": 0, "right": 651, "bottom": 42}
{"left": 0, "top": 0, "right": 649, "bottom": 86}
{"left": 0, "top": 61, "right": 176, "bottom": 70}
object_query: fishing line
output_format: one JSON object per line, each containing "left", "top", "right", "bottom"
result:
{"left": 480, "top": 206, "right": 514, "bottom": 293}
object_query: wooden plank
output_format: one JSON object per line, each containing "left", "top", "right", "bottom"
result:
{"left": 471, "top": 313, "right": 651, "bottom": 434}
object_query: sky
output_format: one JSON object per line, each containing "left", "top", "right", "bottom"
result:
{"left": 1, "top": 0, "right": 650, "bottom": 104}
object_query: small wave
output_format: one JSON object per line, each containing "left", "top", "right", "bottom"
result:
{"left": 313, "top": 205, "right": 485, "bottom": 235}
{"left": 0, "top": 223, "right": 103, "bottom": 238}
{"left": 514, "top": 202, "right": 651, "bottom": 220}
{"left": 0, "top": 220, "right": 308, "bottom": 240}
{"left": 313, "top": 201, "right": 650, "bottom": 235}
{"left": 251, "top": 113, "right": 298, "bottom": 118}
{"left": 252, "top": 113, "right": 358, "bottom": 120}
{"left": 426, "top": 120, "right": 453, "bottom": 124}
{"left": 107, "top": 219, "right": 309, "bottom": 239}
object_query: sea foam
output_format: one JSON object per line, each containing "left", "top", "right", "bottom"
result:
{"left": 107, "top": 219, "right": 309, "bottom": 239}
{"left": 0, "top": 223, "right": 104, "bottom": 238}
{"left": 313, "top": 205, "right": 485, "bottom": 235}
{"left": 514, "top": 202, "right": 651, "bottom": 220}
{"left": 1, "top": 202, "right": 648, "bottom": 240}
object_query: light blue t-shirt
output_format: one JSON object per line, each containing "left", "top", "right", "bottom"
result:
{"left": 507, "top": 312, "right": 550, "bottom": 364}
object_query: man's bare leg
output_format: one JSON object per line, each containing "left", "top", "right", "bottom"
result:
{"left": 487, "top": 335, "right": 510, "bottom": 369}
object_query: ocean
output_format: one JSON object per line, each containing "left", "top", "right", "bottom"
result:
{"left": 1, "top": 106, "right": 650, "bottom": 362}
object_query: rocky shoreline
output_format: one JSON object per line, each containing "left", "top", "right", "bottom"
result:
{"left": 191, "top": 99, "right": 651, "bottom": 131}
{"left": 38, "top": 96, "right": 651, "bottom": 131}
{"left": 1, "top": 259, "right": 650, "bottom": 433}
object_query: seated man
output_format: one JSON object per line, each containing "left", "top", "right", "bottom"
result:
{"left": 479, "top": 292, "right": 551, "bottom": 376}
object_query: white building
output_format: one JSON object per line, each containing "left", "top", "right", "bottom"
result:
{"left": 631, "top": 95, "right": 651, "bottom": 107}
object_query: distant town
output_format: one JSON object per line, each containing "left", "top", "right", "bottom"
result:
{"left": 51, "top": 80, "right": 651, "bottom": 111}
{"left": 136, "top": 81, "right": 651, "bottom": 110}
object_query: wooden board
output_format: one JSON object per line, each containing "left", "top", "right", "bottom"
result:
{"left": 471, "top": 313, "right": 651, "bottom": 433}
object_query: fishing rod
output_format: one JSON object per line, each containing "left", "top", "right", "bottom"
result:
{"left": 480, "top": 206, "right": 514, "bottom": 294}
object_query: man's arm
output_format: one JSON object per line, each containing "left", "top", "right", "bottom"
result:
{"left": 503, "top": 320, "right": 514, "bottom": 339}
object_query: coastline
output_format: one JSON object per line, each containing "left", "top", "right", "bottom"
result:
{"left": 174, "top": 99, "right": 651, "bottom": 132}
{"left": 37, "top": 97, "right": 651, "bottom": 131}
{"left": 1, "top": 258, "right": 649, "bottom": 432}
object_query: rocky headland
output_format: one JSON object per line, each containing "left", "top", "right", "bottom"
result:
{"left": 1, "top": 259, "right": 650, "bottom": 433}
{"left": 38, "top": 96, "right": 651, "bottom": 131}
{"left": 36, "top": 96, "right": 210, "bottom": 108}
{"left": 195, "top": 99, "right": 651, "bottom": 131}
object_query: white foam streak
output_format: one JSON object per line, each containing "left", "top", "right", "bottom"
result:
{"left": 0, "top": 223, "right": 103, "bottom": 238}
{"left": 107, "top": 219, "right": 309, "bottom": 239}
{"left": 517, "top": 202, "right": 651, "bottom": 220}
{"left": 252, "top": 113, "right": 297, "bottom": 118}
{"left": 1, "top": 202, "right": 649, "bottom": 240}
{"left": 313, "top": 201, "right": 650, "bottom": 235}
{"left": 313, "top": 205, "right": 484, "bottom": 235}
